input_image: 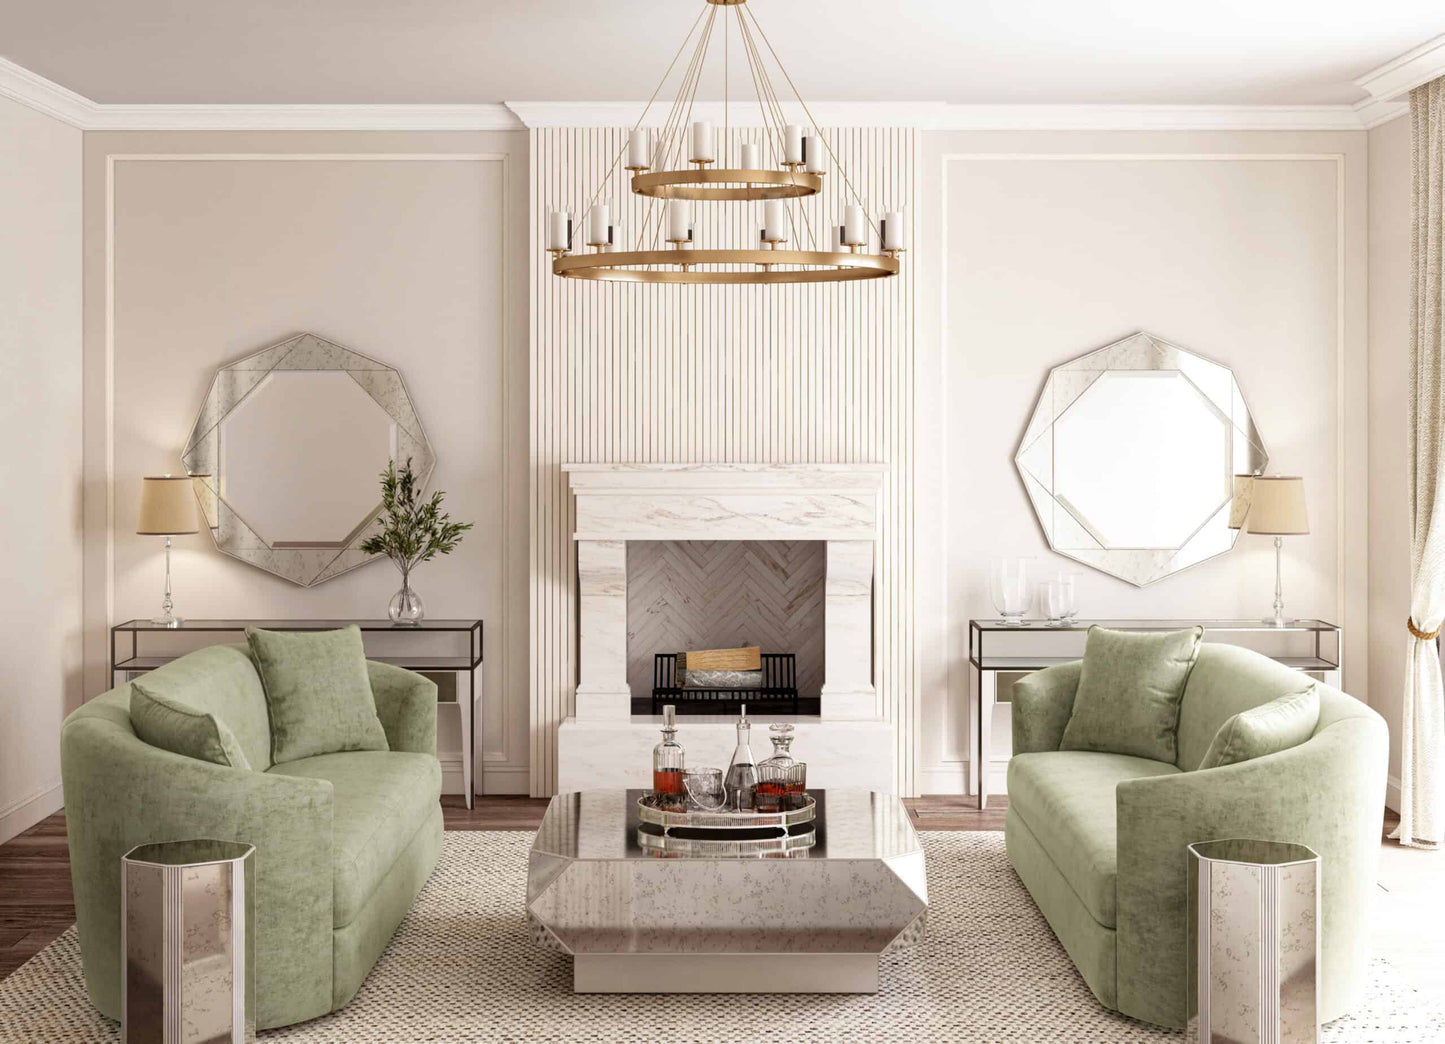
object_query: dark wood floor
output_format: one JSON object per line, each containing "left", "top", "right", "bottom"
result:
{"left": 0, "top": 794, "right": 1007, "bottom": 982}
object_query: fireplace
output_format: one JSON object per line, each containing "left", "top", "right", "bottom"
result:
{"left": 556, "top": 463, "right": 896, "bottom": 793}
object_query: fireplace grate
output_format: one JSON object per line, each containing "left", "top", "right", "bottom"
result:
{"left": 650, "top": 653, "right": 799, "bottom": 715}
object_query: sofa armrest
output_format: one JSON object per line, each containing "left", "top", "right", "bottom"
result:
{"left": 367, "top": 660, "right": 438, "bottom": 755}
{"left": 1114, "top": 716, "right": 1387, "bottom": 1028}
{"left": 61, "top": 714, "right": 336, "bottom": 1029}
{"left": 1011, "top": 660, "right": 1081, "bottom": 754}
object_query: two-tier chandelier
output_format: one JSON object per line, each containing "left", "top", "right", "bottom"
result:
{"left": 545, "top": 0, "right": 906, "bottom": 285}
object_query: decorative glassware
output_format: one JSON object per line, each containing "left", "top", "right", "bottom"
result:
{"left": 724, "top": 703, "right": 758, "bottom": 811}
{"left": 652, "top": 705, "right": 686, "bottom": 811}
{"left": 388, "top": 581, "right": 426, "bottom": 626}
{"left": 1040, "top": 572, "right": 1080, "bottom": 625}
{"left": 755, "top": 723, "right": 808, "bottom": 811}
{"left": 990, "top": 558, "right": 1031, "bottom": 625}
{"left": 683, "top": 767, "right": 728, "bottom": 811}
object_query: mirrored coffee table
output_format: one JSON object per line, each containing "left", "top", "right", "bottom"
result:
{"left": 527, "top": 788, "right": 927, "bottom": 993}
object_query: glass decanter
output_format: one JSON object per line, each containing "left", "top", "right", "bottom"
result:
{"left": 755, "top": 723, "right": 807, "bottom": 812}
{"left": 724, "top": 703, "right": 758, "bottom": 811}
{"left": 652, "top": 705, "right": 686, "bottom": 811}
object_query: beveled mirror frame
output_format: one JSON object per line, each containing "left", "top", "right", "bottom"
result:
{"left": 181, "top": 332, "right": 435, "bottom": 587}
{"left": 1014, "top": 331, "right": 1268, "bottom": 587}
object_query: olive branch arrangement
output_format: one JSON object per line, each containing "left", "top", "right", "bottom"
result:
{"left": 360, "top": 458, "right": 473, "bottom": 585}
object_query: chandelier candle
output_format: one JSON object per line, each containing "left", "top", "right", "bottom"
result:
{"left": 546, "top": 210, "right": 571, "bottom": 252}
{"left": 763, "top": 199, "right": 788, "bottom": 243}
{"left": 843, "top": 204, "right": 867, "bottom": 246}
{"left": 740, "top": 142, "right": 761, "bottom": 170}
{"left": 626, "top": 128, "right": 652, "bottom": 171}
{"left": 586, "top": 204, "right": 610, "bottom": 247}
{"left": 783, "top": 123, "right": 804, "bottom": 165}
{"left": 667, "top": 200, "right": 692, "bottom": 243}
{"left": 803, "top": 135, "right": 825, "bottom": 174}
{"left": 689, "top": 120, "right": 714, "bottom": 163}
{"left": 882, "top": 210, "right": 905, "bottom": 251}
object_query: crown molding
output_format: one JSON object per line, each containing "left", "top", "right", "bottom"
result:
{"left": 1353, "top": 97, "right": 1409, "bottom": 129}
{"left": 0, "top": 57, "right": 92, "bottom": 127}
{"left": 1355, "top": 32, "right": 1445, "bottom": 101}
{"left": 0, "top": 57, "right": 1399, "bottom": 133}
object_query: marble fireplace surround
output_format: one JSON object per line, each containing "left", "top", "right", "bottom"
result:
{"left": 556, "top": 463, "right": 897, "bottom": 794}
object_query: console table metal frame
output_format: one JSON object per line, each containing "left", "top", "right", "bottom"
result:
{"left": 110, "top": 618, "right": 483, "bottom": 809}
{"left": 967, "top": 618, "right": 1342, "bottom": 810}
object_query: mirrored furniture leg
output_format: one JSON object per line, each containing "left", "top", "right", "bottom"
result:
{"left": 967, "top": 618, "right": 1342, "bottom": 810}
{"left": 111, "top": 618, "right": 483, "bottom": 809}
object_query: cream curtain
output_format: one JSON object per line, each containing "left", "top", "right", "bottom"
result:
{"left": 1395, "top": 76, "right": 1445, "bottom": 848}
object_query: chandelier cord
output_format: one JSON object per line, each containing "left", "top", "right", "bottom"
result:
{"left": 577, "top": 2, "right": 709, "bottom": 229}
{"left": 647, "top": 4, "right": 719, "bottom": 252}
{"left": 735, "top": 9, "right": 815, "bottom": 252}
{"left": 743, "top": 2, "right": 882, "bottom": 240}
{"left": 640, "top": 4, "right": 715, "bottom": 250}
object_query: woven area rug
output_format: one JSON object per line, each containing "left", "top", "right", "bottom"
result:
{"left": 1, "top": 831, "right": 1441, "bottom": 1042}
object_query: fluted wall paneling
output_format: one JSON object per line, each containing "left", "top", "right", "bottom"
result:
{"left": 530, "top": 125, "right": 918, "bottom": 795}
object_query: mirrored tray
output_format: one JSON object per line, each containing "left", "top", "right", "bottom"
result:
{"left": 636, "top": 827, "right": 816, "bottom": 858}
{"left": 636, "top": 792, "right": 817, "bottom": 833}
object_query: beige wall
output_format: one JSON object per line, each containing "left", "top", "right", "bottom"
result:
{"left": 81, "top": 132, "right": 530, "bottom": 794}
{"left": 1368, "top": 114, "right": 1413, "bottom": 808}
{"left": 0, "top": 96, "right": 83, "bottom": 840}
{"left": 917, "top": 130, "right": 1370, "bottom": 794}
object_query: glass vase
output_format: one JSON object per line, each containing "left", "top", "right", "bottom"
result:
{"left": 388, "top": 579, "right": 426, "bottom": 626}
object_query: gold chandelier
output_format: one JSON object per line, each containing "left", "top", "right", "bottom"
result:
{"left": 545, "top": 0, "right": 906, "bottom": 285}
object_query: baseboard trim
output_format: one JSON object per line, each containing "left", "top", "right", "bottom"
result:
{"left": 916, "top": 761, "right": 1008, "bottom": 797}
{"left": 0, "top": 780, "right": 64, "bottom": 844}
{"left": 440, "top": 756, "right": 530, "bottom": 797}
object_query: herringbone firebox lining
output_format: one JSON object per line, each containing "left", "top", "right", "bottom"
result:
{"left": 625, "top": 540, "right": 826, "bottom": 701}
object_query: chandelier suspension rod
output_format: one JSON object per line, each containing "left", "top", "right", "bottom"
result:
{"left": 576, "top": 3, "right": 709, "bottom": 228}
{"left": 742, "top": 2, "right": 882, "bottom": 241}
{"left": 735, "top": 7, "right": 815, "bottom": 251}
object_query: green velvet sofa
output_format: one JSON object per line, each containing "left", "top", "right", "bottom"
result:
{"left": 60, "top": 643, "right": 443, "bottom": 1029}
{"left": 1006, "top": 643, "right": 1387, "bottom": 1029}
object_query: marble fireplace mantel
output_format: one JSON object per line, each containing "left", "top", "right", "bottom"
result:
{"left": 556, "top": 462, "right": 897, "bottom": 794}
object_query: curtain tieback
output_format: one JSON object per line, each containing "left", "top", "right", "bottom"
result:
{"left": 1408, "top": 617, "right": 1442, "bottom": 641}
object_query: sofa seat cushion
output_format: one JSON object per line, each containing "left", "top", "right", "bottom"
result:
{"left": 1006, "top": 751, "right": 1181, "bottom": 927}
{"left": 268, "top": 751, "right": 441, "bottom": 928}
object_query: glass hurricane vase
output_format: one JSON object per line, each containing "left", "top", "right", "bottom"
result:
{"left": 388, "top": 576, "right": 426, "bottom": 626}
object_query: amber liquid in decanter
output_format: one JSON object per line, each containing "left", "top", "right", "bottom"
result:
{"left": 652, "top": 704, "right": 686, "bottom": 811}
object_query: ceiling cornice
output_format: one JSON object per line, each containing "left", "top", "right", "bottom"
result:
{"left": 1355, "top": 32, "right": 1445, "bottom": 101}
{"left": 0, "top": 57, "right": 1409, "bottom": 133}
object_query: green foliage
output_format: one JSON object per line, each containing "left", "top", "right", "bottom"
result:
{"left": 359, "top": 458, "right": 473, "bottom": 578}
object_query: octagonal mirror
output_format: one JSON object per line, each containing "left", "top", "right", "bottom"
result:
{"left": 1014, "top": 332, "right": 1267, "bottom": 587}
{"left": 181, "top": 332, "right": 435, "bottom": 587}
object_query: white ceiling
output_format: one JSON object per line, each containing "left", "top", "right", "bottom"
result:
{"left": 0, "top": 0, "right": 1440, "bottom": 107}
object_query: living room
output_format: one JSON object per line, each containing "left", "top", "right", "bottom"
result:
{"left": 1, "top": 0, "right": 1444, "bottom": 1040}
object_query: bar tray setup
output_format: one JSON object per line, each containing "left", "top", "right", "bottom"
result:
{"left": 636, "top": 793, "right": 817, "bottom": 834}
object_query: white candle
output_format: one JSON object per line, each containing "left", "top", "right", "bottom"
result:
{"left": 830, "top": 224, "right": 845, "bottom": 253}
{"left": 739, "top": 142, "right": 761, "bottom": 169}
{"left": 842, "top": 204, "right": 866, "bottom": 246}
{"left": 689, "top": 121, "right": 714, "bottom": 163}
{"left": 627, "top": 128, "right": 651, "bottom": 170}
{"left": 547, "top": 210, "right": 571, "bottom": 251}
{"left": 784, "top": 124, "right": 803, "bottom": 164}
{"left": 882, "top": 209, "right": 905, "bottom": 251}
{"left": 763, "top": 199, "right": 788, "bottom": 242}
{"left": 666, "top": 200, "right": 691, "bottom": 243}
{"left": 803, "top": 135, "right": 825, "bottom": 173}
{"left": 587, "top": 204, "right": 610, "bottom": 246}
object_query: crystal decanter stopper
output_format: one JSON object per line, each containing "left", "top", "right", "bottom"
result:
{"left": 653, "top": 705, "right": 686, "bottom": 810}
{"left": 724, "top": 703, "right": 758, "bottom": 811}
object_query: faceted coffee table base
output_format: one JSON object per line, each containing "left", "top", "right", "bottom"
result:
{"left": 574, "top": 953, "right": 879, "bottom": 993}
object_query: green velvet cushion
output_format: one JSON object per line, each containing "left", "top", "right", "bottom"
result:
{"left": 246, "top": 625, "right": 388, "bottom": 765}
{"left": 1060, "top": 625, "right": 1203, "bottom": 764}
{"left": 1198, "top": 686, "right": 1320, "bottom": 769}
{"left": 129, "top": 684, "right": 252, "bottom": 771}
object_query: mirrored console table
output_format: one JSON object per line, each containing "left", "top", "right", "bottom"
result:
{"left": 967, "top": 618, "right": 1342, "bottom": 809}
{"left": 111, "top": 618, "right": 483, "bottom": 808}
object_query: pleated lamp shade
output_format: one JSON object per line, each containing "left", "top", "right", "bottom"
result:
{"left": 137, "top": 476, "right": 200, "bottom": 536}
{"left": 1244, "top": 476, "right": 1309, "bottom": 536}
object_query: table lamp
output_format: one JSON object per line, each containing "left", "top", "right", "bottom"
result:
{"left": 137, "top": 475, "right": 200, "bottom": 628}
{"left": 1241, "top": 475, "right": 1309, "bottom": 627}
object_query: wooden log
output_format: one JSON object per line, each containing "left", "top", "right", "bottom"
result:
{"left": 680, "top": 646, "right": 761, "bottom": 671}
